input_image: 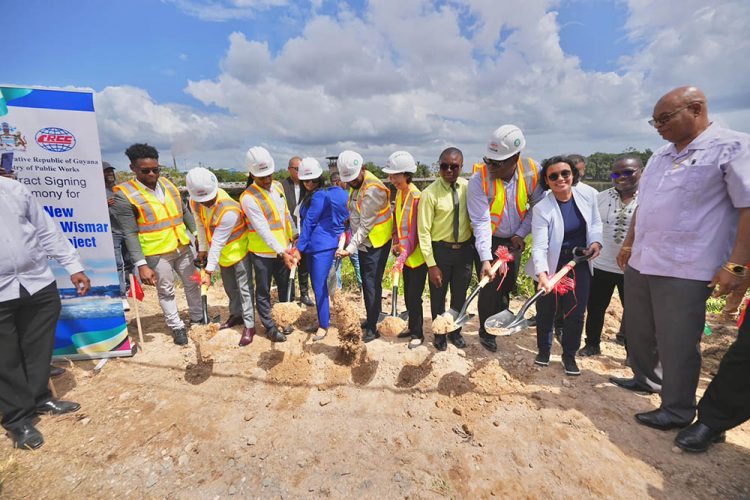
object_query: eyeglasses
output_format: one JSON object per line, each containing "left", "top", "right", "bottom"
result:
{"left": 439, "top": 162, "right": 461, "bottom": 171}
{"left": 139, "top": 167, "right": 160, "bottom": 174}
{"left": 288, "top": 167, "right": 299, "bottom": 171}
{"left": 547, "top": 170, "right": 572, "bottom": 181}
{"left": 610, "top": 169, "right": 638, "bottom": 180}
{"left": 648, "top": 103, "right": 695, "bottom": 127}
{"left": 483, "top": 157, "right": 513, "bottom": 169}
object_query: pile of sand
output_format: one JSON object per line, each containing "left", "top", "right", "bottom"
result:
{"left": 377, "top": 316, "right": 407, "bottom": 337}
{"left": 331, "top": 290, "right": 362, "bottom": 361}
{"left": 431, "top": 312, "right": 457, "bottom": 334}
{"left": 271, "top": 302, "right": 304, "bottom": 327}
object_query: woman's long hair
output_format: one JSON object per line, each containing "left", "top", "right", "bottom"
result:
{"left": 300, "top": 176, "right": 327, "bottom": 211}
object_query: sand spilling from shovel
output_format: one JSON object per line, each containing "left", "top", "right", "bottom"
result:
{"left": 189, "top": 323, "right": 220, "bottom": 362}
{"left": 271, "top": 302, "right": 304, "bottom": 327}
{"left": 331, "top": 290, "right": 362, "bottom": 362}
{"left": 431, "top": 312, "right": 457, "bottom": 334}
{"left": 378, "top": 316, "right": 407, "bottom": 337}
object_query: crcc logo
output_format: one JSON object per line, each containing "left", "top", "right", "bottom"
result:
{"left": 35, "top": 127, "right": 76, "bottom": 153}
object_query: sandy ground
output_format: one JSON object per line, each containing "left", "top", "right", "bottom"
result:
{"left": 1, "top": 283, "right": 749, "bottom": 499}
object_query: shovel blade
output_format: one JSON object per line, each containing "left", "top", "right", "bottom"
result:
{"left": 453, "top": 312, "right": 475, "bottom": 328}
{"left": 398, "top": 311, "right": 409, "bottom": 321}
{"left": 484, "top": 309, "right": 516, "bottom": 330}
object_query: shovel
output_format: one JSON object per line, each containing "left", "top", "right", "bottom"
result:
{"left": 327, "top": 233, "right": 347, "bottom": 298}
{"left": 484, "top": 248, "right": 588, "bottom": 336}
{"left": 446, "top": 255, "right": 509, "bottom": 329}
{"left": 377, "top": 268, "right": 409, "bottom": 323}
{"left": 199, "top": 268, "right": 221, "bottom": 324}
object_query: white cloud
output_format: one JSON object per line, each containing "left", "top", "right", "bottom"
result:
{"left": 98, "top": 0, "right": 750, "bottom": 170}
{"left": 165, "top": 0, "right": 288, "bottom": 21}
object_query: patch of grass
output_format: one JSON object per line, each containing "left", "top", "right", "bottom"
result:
{"left": 706, "top": 296, "right": 727, "bottom": 314}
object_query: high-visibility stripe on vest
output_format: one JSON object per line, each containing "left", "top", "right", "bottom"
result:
{"left": 240, "top": 181, "right": 294, "bottom": 257}
{"left": 473, "top": 157, "right": 539, "bottom": 234}
{"left": 395, "top": 183, "right": 425, "bottom": 268}
{"left": 348, "top": 170, "right": 393, "bottom": 249}
{"left": 113, "top": 177, "right": 191, "bottom": 256}
{"left": 190, "top": 188, "right": 250, "bottom": 267}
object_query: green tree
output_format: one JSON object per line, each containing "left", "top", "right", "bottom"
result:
{"left": 415, "top": 161, "right": 432, "bottom": 178}
{"left": 364, "top": 161, "right": 386, "bottom": 179}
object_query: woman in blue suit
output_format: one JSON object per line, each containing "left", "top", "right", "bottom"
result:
{"left": 525, "top": 156, "right": 603, "bottom": 376}
{"left": 296, "top": 157, "right": 349, "bottom": 341}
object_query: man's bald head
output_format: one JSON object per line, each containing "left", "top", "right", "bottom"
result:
{"left": 651, "top": 86, "right": 710, "bottom": 150}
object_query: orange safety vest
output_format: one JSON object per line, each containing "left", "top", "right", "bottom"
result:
{"left": 348, "top": 171, "right": 393, "bottom": 248}
{"left": 240, "top": 181, "right": 294, "bottom": 257}
{"left": 190, "top": 188, "right": 250, "bottom": 267}
{"left": 113, "top": 177, "right": 190, "bottom": 256}
{"left": 473, "top": 157, "right": 539, "bottom": 234}
{"left": 395, "top": 183, "right": 425, "bottom": 268}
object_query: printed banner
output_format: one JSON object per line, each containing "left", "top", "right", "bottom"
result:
{"left": 2, "top": 85, "right": 132, "bottom": 359}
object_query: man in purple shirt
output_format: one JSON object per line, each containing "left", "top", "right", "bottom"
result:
{"left": 613, "top": 86, "right": 750, "bottom": 432}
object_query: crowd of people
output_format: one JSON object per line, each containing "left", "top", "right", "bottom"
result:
{"left": 0, "top": 85, "right": 748, "bottom": 455}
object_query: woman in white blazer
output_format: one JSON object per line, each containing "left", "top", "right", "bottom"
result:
{"left": 525, "top": 156, "right": 603, "bottom": 375}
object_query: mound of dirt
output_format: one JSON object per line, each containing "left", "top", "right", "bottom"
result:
{"left": 432, "top": 312, "right": 457, "bottom": 334}
{"left": 271, "top": 302, "right": 304, "bottom": 327}
{"left": 188, "top": 323, "right": 220, "bottom": 362}
{"left": 377, "top": 316, "right": 407, "bottom": 337}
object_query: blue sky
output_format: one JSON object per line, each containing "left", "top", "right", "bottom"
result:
{"left": 5, "top": 0, "right": 748, "bottom": 169}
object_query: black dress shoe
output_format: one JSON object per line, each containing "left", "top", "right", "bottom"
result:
{"left": 562, "top": 354, "right": 580, "bottom": 376}
{"left": 49, "top": 365, "right": 66, "bottom": 377}
{"left": 448, "top": 331, "right": 466, "bottom": 349}
{"left": 172, "top": 328, "right": 188, "bottom": 346}
{"left": 478, "top": 332, "right": 497, "bottom": 353}
{"left": 362, "top": 329, "right": 380, "bottom": 343}
{"left": 635, "top": 409, "right": 690, "bottom": 431}
{"left": 609, "top": 376, "right": 658, "bottom": 394}
{"left": 9, "top": 423, "right": 44, "bottom": 450}
{"left": 220, "top": 315, "right": 244, "bottom": 330}
{"left": 37, "top": 399, "right": 81, "bottom": 415}
{"left": 534, "top": 352, "right": 550, "bottom": 366}
{"left": 397, "top": 330, "right": 412, "bottom": 339}
{"left": 408, "top": 336, "right": 424, "bottom": 349}
{"left": 300, "top": 294, "right": 314, "bottom": 307}
{"left": 675, "top": 422, "right": 726, "bottom": 452}
{"left": 578, "top": 344, "right": 601, "bottom": 357}
{"left": 433, "top": 334, "right": 447, "bottom": 351}
{"left": 266, "top": 327, "right": 287, "bottom": 343}
{"left": 283, "top": 325, "right": 294, "bottom": 335}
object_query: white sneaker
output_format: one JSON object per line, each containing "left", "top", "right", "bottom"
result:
{"left": 122, "top": 298, "right": 131, "bottom": 311}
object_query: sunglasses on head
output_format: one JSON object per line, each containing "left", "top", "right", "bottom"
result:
{"left": 547, "top": 169, "right": 572, "bottom": 181}
{"left": 610, "top": 169, "right": 638, "bottom": 180}
{"left": 139, "top": 167, "right": 160, "bottom": 174}
{"left": 439, "top": 162, "right": 461, "bottom": 171}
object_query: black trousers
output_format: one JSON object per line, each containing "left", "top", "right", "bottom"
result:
{"left": 698, "top": 308, "right": 750, "bottom": 431}
{"left": 403, "top": 263, "right": 428, "bottom": 338}
{"left": 359, "top": 242, "right": 391, "bottom": 333}
{"left": 535, "top": 251, "right": 592, "bottom": 357}
{"left": 584, "top": 268, "right": 626, "bottom": 347}
{"left": 476, "top": 237, "right": 520, "bottom": 336}
{"left": 429, "top": 243, "right": 474, "bottom": 331}
{"left": 253, "top": 255, "right": 291, "bottom": 331}
{"left": 0, "top": 282, "right": 61, "bottom": 433}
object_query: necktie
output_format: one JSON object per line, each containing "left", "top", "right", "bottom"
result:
{"left": 451, "top": 183, "right": 459, "bottom": 243}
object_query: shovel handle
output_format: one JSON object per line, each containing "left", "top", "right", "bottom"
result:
{"left": 543, "top": 259, "right": 577, "bottom": 293}
{"left": 200, "top": 269, "right": 209, "bottom": 296}
{"left": 337, "top": 233, "right": 346, "bottom": 252}
{"left": 476, "top": 257, "right": 508, "bottom": 288}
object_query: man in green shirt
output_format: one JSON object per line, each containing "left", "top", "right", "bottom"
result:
{"left": 417, "top": 147, "right": 474, "bottom": 351}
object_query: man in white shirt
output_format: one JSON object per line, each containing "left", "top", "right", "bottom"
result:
{"left": 240, "top": 146, "right": 297, "bottom": 343}
{"left": 0, "top": 175, "right": 91, "bottom": 450}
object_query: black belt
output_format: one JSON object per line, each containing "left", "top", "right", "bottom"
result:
{"left": 433, "top": 239, "right": 473, "bottom": 250}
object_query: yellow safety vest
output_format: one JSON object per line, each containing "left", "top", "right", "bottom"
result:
{"left": 473, "top": 157, "right": 539, "bottom": 234}
{"left": 240, "top": 181, "right": 294, "bottom": 257}
{"left": 113, "top": 177, "right": 191, "bottom": 256}
{"left": 190, "top": 188, "right": 250, "bottom": 267}
{"left": 348, "top": 171, "right": 393, "bottom": 249}
{"left": 395, "top": 184, "right": 425, "bottom": 268}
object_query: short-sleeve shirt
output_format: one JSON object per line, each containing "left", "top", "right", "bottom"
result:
{"left": 629, "top": 123, "right": 750, "bottom": 281}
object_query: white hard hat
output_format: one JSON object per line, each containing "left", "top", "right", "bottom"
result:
{"left": 486, "top": 124, "right": 526, "bottom": 161}
{"left": 185, "top": 167, "right": 218, "bottom": 203}
{"left": 337, "top": 150, "right": 364, "bottom": 183}
{"left": 298, "top": 157, "right": 323, "bottom": 181}
{"left": 383, "top": 151, "right": 417, "bottom": 174}
{"left": 245, "top": 146, "right": 275, "bottom": 177}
